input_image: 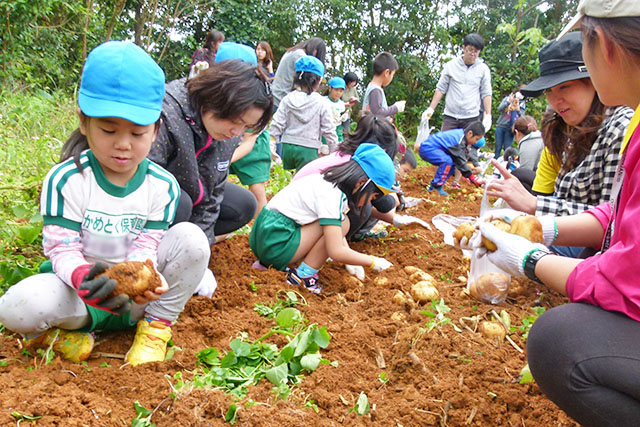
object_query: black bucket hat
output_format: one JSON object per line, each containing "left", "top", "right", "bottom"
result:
{"left": 520, "top": 32, "right": 590, "bottom": 98}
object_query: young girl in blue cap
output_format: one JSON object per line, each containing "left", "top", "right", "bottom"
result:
{"left": 249, "top": 143, "right": 396, "bottom": 294}
{"left": 324, "top": 76, "right": 348, "bottom": 142}
{"left": 0, "top": 41, "right": 211, "bottom": 366}
{"left": 269, "top": 55, "right": 339, "bottom": 172}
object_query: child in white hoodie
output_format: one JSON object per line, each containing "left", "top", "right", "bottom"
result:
{"left": 270, "top": 55, "right": 338, "bottom": 172}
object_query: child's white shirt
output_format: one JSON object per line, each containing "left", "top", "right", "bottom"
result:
{"left": 267, "top": 174, "right": 347, "bottom": 226}
{"left": 41, "top": 150, "right": 180, "bottom": 265}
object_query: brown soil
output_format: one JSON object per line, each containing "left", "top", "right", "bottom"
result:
{"left": 0, "top": 166, "right": 577, "bottom": 426}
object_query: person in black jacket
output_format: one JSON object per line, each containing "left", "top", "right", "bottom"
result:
{"left": 148, "top": 60, "right": 273, "bottom": 247}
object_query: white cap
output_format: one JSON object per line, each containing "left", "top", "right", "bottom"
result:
{"left": 557, "top": 0, "right": 640, "bottom": 40}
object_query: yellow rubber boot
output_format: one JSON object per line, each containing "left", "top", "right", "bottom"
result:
{"left": 125, "top": 320, "right": 172, "bottom": 366}
{"left": 27, "top": 329, "right": 95, "bottom": 363}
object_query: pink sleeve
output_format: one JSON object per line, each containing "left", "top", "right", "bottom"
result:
{"left": 42, "top": 224, "right": 87, "bottom": 287}
{"left": 585, "top": 202, "right": 611, "bottom": 230}
{"left": 127, "top": 228, "right": 165, "bottom": 266}
{"left": 566, "top": 131, "right": 640, "bottom": 321}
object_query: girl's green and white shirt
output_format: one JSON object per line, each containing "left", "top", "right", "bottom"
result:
{"left": 40, "top": 149, "right": 180, "bottom": 263}
{"left": 266, "top": 173, "right": 348, "bottom": 226}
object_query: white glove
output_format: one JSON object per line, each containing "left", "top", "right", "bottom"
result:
{"left": 422, "top": 107, "right": 434, "bottom": 121}
{"left": 538, "top": 215, "right": 558, "bottom": 246}
{"left": 370, "top": 256, "right": 393, "bottom": 272}
{"left": 345, "top": 264, "right": 365, "bottom": 281}
{"left": 392, "top": 214, "right": 432, "bottom": 230}
{"left": 194, "top": 268, "right": 218, "bottom": 297}
{"left": 319, "top": 145, "right": 330, "bottom": 155}
{"left": 394, "top": 100, "right": 406, "bottom": 113}
{"left": 479, "top": 222, "right": 546, "bottom": 277}
{"left": 482, "top": 113, "right": 492, "bottom": 132}
{"left": 456, "top": 231, "right": 483, "bottom": 251}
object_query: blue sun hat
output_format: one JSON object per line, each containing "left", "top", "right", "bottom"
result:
{"left": 79, "top": 41, "right": 165, "bottom": 126}
{"left": 352, "top": 143, "right": 397, "bottom": 194}
{"left": 214, "top": 42, "right": 258, "bottom": 65}
{"left": 295, "top": 55, "right": 325, "bottom": 78}
{"left": 328, "top": 77, "right": 346, "bottom": 89}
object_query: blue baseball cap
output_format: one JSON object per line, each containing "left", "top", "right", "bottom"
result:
{"left": 78, "top": 41, "right": 165, "bottom": 126}
{"left": 328, "top": 77, "right": 346, "bottom": 89}
{"left": 295, "top": 55, "right": 324, "bottom": 78}
{"left": 473, "top": 137, "right": 486, "bottom": 149}
{"left": 352, "top": 143, "right": 397, "bottom": 195}
{"left": 214, "top": 42, "right": 258, "bottom": 65}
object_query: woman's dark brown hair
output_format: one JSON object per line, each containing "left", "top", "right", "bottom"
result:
{"left": 541, "top": 80, "right": 606, "bottom": 174}
{"left": 187, "top": 59, "right": 273, "bottom": 133}
{"left": 581, "top": 16, "right": 640, "bottom": 63}
{"left": 256, "top": 41, "right": 274, "bottom": 69}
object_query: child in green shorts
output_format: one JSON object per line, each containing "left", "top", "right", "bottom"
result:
{"left": 269, "top": 55, "right": 338, "bottom": 172}
{"left": 249, "top": 144, "right": 395, "bottom": 294}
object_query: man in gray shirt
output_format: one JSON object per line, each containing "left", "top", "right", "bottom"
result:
{"left": 423, "top": 33, "right": 492, "bottom": 132}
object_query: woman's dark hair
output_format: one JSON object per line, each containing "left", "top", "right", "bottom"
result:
{"left": 582, "top": 16, "right": 640, "bottom": 63}
{"left": 187, "top": 59, "right": 273, "bottom": 133}
{"left": 338, "top": 114, "right": 398, "bottom": 159}
{"left": 323, "top": 160, "right": 383, "bottom": 219}
{"left": 204, "top": 30, "right": 225, "bottom": 51}
{"left": 541, "top": 81, "right": 605, "bottom": 174}
{"left": 256, "top": 41, "right": 274, "bottom": 69}
{"left": 293, "top": 71, "right": 321, "bottom": 94}
{"left": 290, "top": 37, "right": 326, "bottom": 63}
{"left": 344, "top": 72, "right": 359, "bottom": 85}
{"left": 463, "top": 33, "right": 485, "bottom": 51}
{"left": 59, "top": 113, "right": 160, "bottom": 171}
{"left": 513, "top": 115, "right": 538, "bottom": 135}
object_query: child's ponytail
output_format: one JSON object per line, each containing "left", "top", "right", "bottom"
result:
{"left": 338, "top": 114, "right": 398, "bottom": 159}
{"left": 292, "top": 71, "right": 321, "bottom": 95}
{"left": 59, "top": 114, "right": 91, "bottom": 170}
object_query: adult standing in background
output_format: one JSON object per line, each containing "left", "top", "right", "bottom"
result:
{"left": 256, "top": 41, "right": 274, "bottom": 78}
{"left": 423, "top": 33, "right": 493, "bottom": 133}
{"left": 495, "top": 87, "right": 526, "bottom": 158}
{"left": 341, "top": 72, "right": 360, "bottom": 134}
{"left": 188, "top": 29, "right": 225, "bottom": 79}
{"left": 271, "top": 37, "right": 327, "bottom": 112}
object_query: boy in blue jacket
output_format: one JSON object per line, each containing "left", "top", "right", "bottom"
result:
{"left": 418, "top": 121, "right": 486, "bottom": 196}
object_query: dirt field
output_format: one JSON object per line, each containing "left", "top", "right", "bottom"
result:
{"left": 0, "top": 165, "right": 577, "bottom": 426}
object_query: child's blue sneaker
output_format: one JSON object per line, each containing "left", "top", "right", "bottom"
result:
{"left": 286, "top": 271, "right": 323, "bottom": 295}
{"left": 428, "top": 184, "right": 449, "bottom": 196}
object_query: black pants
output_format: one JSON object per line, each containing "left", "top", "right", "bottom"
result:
{"left": 441, "top": 114, "right": 482, "bottom": 131}
{"left": 511, "top": 167, "right": 553, "bottom": 196}
{"left": 346, "top": 194, "right": 396, "bottom": 238}
{"left": 172, "top": 181, "right": 257, "bottom": 236}
{"left": 528, "top": 303, "right": 640, "bottom": 426}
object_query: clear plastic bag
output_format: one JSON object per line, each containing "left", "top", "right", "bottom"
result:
{"left": 415, "top": 116, "right": 434, "bottom": 150}
{"left": 466, "top": 177, "right": 511, "bottom": 304}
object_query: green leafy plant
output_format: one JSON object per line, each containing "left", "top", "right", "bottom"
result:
{"left": 348, "top": 392, "right": 371, "bottom": 416}
{"left": 11, "top": 411, "right": 42, "bottom": 425}
{"left": 513, "top": 307, "right": 546, "bottom": 340}
{"left": 131, "top": 401, "right": 155, "bottom": 427}
{"left": 519, "top": 363, "right": 534, "bottom": 384}
{"left": 172, "top": 299, "right": 331, "bottom": 420}
{"left": 420, "top": 299, "right": 452, "bottom": 333}
{"left": 378, "top": 372, "right": 389, "bottom": 384}
{"left": 254, "top": 290, "right": 306, "bottom": 319}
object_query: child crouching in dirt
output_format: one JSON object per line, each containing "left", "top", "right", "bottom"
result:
{"left": 0, "top": 42, "right": 210, "bottom": 365}
{"left": 418, "top": 121, "right": 486, "bottom": 196}
{"left": 249, "top": 143, "right": 396, "bottom": 294}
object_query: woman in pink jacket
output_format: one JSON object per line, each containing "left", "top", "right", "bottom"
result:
{"left": 477, "top": 1, "right": 640, "bottom": 425}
